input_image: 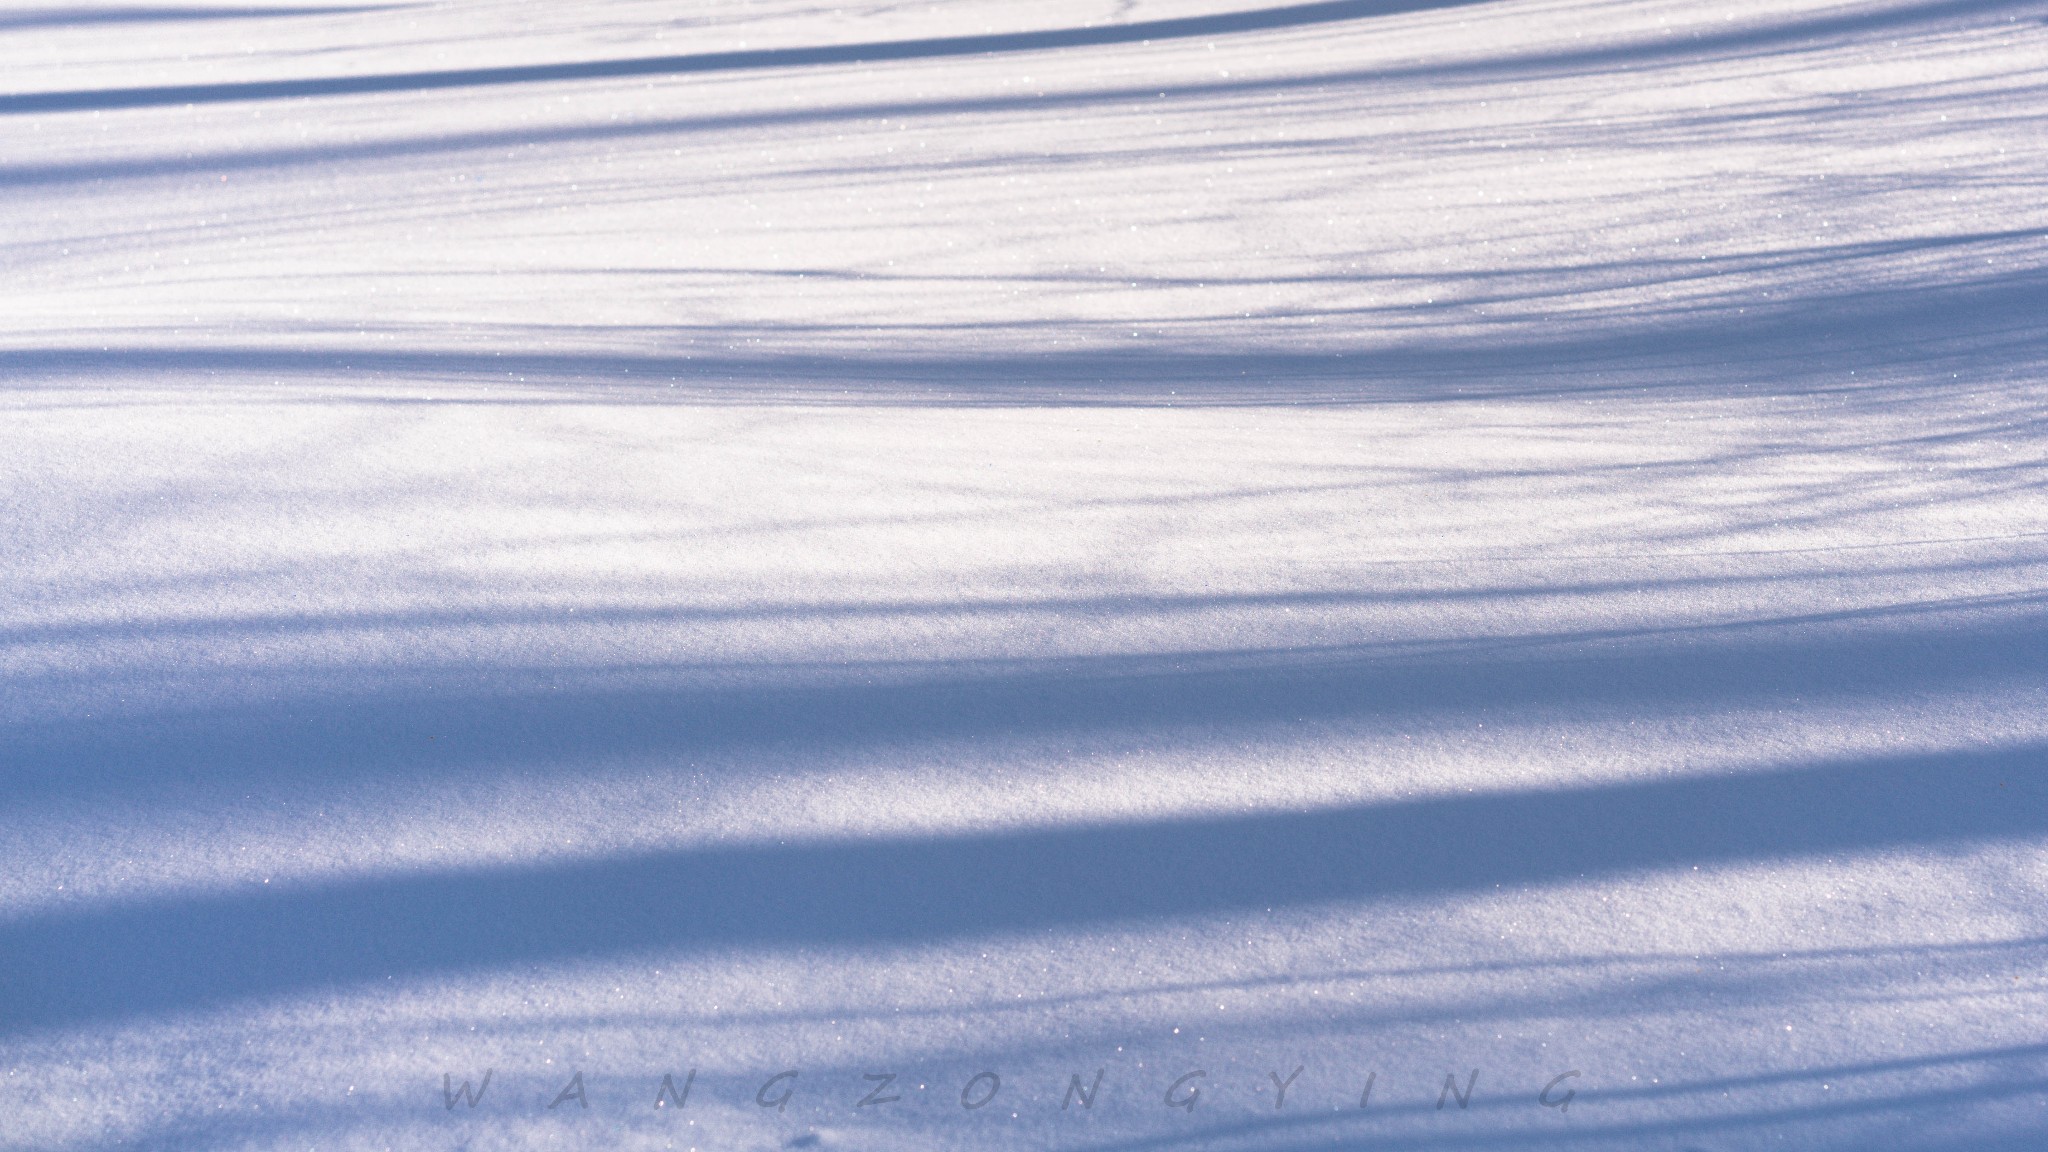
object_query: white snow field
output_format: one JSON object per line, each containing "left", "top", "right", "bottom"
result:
{"left": 3, "top": 0, "right": 2047, "bottom": 1149}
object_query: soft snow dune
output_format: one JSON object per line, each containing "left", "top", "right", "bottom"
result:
{"left": 2, "top": 1, "right": 2046, "bottom": 1150}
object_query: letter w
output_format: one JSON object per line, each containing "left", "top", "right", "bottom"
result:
{"left": 443, "top": 1070, "right": 492, "bottom": 1110}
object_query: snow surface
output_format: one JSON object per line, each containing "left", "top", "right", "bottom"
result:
{"left": 2, "top": 0, "right": 2046, "bottom": 1149}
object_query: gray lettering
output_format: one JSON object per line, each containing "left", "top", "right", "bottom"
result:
{"left": 1164, "top": 1070, "right": 1205, "bottom": 1112}
{"left": 442, "top": 1070, "right": 491, "bottom": 1110}
{"left": 1063, "top": 1069, "right": 1105, "bottom": 1111}
{"left": 548, "top": 1071, "right": 587, "bottom": 1110}
{"left": 1438, "top": 1069, "right": 1478, "bottom": 1110}
{"left": 961, "top": 1071, "right": 1000, "bottom": 1111}
{"left": 757, "top": 1071, "right": 798, "bottom": 1113}
{"left": 1269, "top": 1064, "right": 1304, "bottom": 1110}
{"left": 1540, "top": 1071, "right": 1580, "bottom": 1113}
{"left": 655, "top": 1070, "right": 695, "bottom": 1109}
{"left": 858, "top": 1073, "right": 901, "bottom": 1107}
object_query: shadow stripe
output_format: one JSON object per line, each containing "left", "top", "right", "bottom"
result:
{"left": 1, "top": 743, "right": 2041, "bottom": 1031}
{"left": 0, "top": 0, "right": 1479, "bottom": 114}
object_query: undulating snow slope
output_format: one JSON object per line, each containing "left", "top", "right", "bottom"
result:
{"left": 2, "top": 1, "right": 2046, "bottom": 1149}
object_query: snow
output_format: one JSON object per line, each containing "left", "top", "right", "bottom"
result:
{"left": 2, "top": 0, "right": 2045, "bottom": 1149}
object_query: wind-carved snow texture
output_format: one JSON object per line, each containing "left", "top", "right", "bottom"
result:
{"left": 1, "top": 0, "right": 2046, "bottom": 1149}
